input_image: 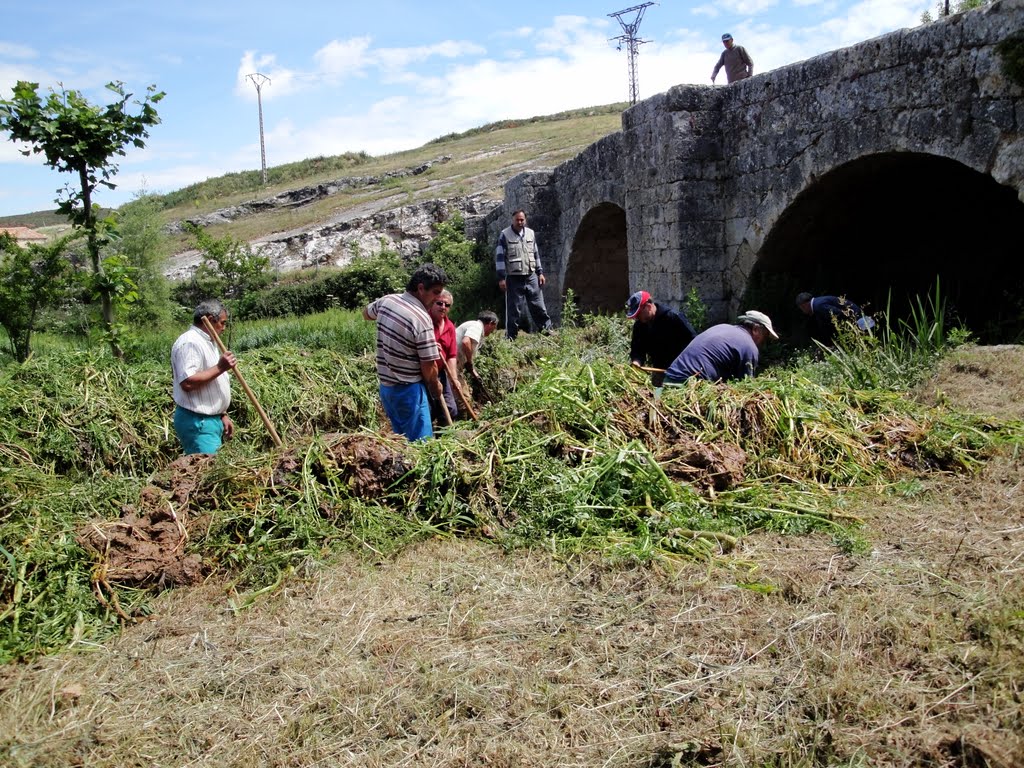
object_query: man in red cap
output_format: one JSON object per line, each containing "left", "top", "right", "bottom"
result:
{"left": 626, "top": 290, "right": 697, "bottom": 385}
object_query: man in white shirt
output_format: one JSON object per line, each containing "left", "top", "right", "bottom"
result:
{"left": 171, "top": 300, "right": 236, "bottom": 454}
{"left": 456, "top": 310, "right": 499, "bottom": 386}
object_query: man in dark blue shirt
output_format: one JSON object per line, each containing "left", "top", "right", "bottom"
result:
{"left": 627, "top": 290, "right": 697, "bottom": 384}
{"left": 796, "top": 292, "right": 873, "bottom": 344}
{"left": 665, "top": 311, "right": 778, "bottom": 384}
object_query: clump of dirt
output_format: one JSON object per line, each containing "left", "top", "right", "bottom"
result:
{"left": 655, "top": 437, "right": 746, "bottom": 491}
{"left": 77, "top": 454, "right": 213, "bottom": 589}
{"left": 149, "top": 452, "right": 212, "bottom": 507}
{"left": 320, "top": 433, "right": 413, "bottom": 498}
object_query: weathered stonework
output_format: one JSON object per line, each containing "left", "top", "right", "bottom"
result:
{"left": 496, "top": 0, "right": 1024, "bottom": 326}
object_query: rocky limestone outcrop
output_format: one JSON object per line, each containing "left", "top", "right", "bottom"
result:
{"left": 165, "top": 156, "right": 452, "bottom": 232}
{"left": 165, "top": 192, "right": 502, "bottom": 281}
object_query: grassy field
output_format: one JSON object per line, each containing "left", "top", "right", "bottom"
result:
{"left": 0, "top": 307, "right": 1022, "bottom": 766}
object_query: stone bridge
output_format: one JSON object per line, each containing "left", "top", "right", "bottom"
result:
{"left": 490, "top": 0, "right": 1024, "bottom": 341}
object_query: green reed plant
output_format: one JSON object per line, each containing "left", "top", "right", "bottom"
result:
{"left": 813, "top": 280, "right": 968, "bottom": 391}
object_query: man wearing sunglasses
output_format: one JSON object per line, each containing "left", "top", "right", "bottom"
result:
{"left": 428, "top": 289, "right": 459, "bottom": 422}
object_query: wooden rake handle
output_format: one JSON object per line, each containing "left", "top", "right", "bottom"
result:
{"left": 452, "top": 377, "right": 479, "bottom": 421}
{"left": 202, "top": 316, "right": 283, "bottom": 448}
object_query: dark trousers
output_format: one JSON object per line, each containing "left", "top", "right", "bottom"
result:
{"left": 504, "top": 272, "right": 552, "bottom": 340}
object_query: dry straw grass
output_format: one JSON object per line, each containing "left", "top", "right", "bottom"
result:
{"left": 1, "top": 348, "right": 1022, "bottom": 767}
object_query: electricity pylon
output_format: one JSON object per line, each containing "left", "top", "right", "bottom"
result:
{"left": 246, "top": 73, "right": 271, "bottom": 185}
{"left": 609, "top": 3, "right": 655, "bottom": 105}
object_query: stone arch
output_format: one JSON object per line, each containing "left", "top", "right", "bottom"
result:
{"left": 745, "top": 151, "right": 1024, "bottom": 343}
{"left": 563, "top": 202, "right": 628, "bottom": 314}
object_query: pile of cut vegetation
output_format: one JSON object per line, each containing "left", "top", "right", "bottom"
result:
{"left": 0, "top": 314, "right": 1018, "bottom": 662}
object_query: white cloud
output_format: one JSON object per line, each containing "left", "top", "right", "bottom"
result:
{"left": 690, "top": 0, "right": 779, "bottom": 18}
{"left": 812, "top": 0, "right": 928, "bottom": 47}
{"left": 114, "top": 163, "right": 237, "bottom": 198}
{"left": 237, "top": 36, "right": 489, "bottom": 102}
{"left": 0, "top": 42, "right": 36, "bottom": 59}
{"left": 313, "top": 37, "right": 374, "bottom": 80}
{"left": 0, "top": 140, "right": 37, "bottom": 164}
{"left": 691, "top": 4, "right": 722, "bottom": 18}
{"left": 372, "top": 40, "right": 487, "bottom": 72}
{"left": 731, "top": 0, "right": 780, "bottom": 12}
{"left": 534, "top": 15, "right": 607, "bottom": 54}
{"left": 0, "top": 60, "right": 66, "bottom": 95}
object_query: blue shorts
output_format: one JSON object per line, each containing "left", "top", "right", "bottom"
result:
{"left": 174, "top": 405, "right": 225, "bottom": 455}
{"left": 380, "top": 382, "right": 432, "bottom": 441}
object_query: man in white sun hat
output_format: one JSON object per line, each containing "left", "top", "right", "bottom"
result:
{"left": 664, "top": 310, "right": 778, "bottom": 384}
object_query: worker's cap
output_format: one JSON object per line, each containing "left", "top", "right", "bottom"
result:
{"left": 625, "top": 290, "right": 652, "bottom": 319}
{"left": 722, "top": 33, "right": 733, "bottom": 41}
{"left": 795, "top": 292, "right": 813, "bottom": 306}
{"left": 737, "top": 310, "right": 779, "bottom": 339}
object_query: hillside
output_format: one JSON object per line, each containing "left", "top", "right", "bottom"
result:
{"left": 1, "top": 103, "right": 627, "bottom": 254}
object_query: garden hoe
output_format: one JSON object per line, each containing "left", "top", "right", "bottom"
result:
{"left": 202, "top": 315, "right": 283, "bottom": 448}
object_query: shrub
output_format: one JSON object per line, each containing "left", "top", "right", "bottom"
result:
{"left": 422, "top": 214, "right": 501, "bottom": 323}
{"left": 172, "top": 223, "right": 271, "bottom": 308}
{"left": 236, "top": 253, "right": 408, "bottom": 320}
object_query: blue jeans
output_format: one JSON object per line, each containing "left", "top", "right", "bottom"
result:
{"left": 174, "top": 405, "right": 225, "bottom": 455}
{"left": 380, "top": 382, "right": 433, "bottom": 441}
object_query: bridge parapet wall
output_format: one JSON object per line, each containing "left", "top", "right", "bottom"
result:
{"left": 498, "top": 0, "right": 1023, "bottom": 324}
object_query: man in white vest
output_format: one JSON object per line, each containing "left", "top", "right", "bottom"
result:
{"left": 495, "top": 209, "right": 553, "bottom": 340}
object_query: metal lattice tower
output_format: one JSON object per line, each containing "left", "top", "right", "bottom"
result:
{"left": 246, "top": 73, "right": 271, "bottom": 185}
{"left": 608, "top": 3, "right": 655, "bottom": 105}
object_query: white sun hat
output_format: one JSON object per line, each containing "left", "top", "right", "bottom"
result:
{"left": 737, "top": 310, "right": 779, "bottom": 339}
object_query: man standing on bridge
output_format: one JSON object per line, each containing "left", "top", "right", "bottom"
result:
{"left": 711, "top": 33, "right": 753, "bottom": 84}
{"left": 496, "top": 209, "right": 553, "bottom": 340}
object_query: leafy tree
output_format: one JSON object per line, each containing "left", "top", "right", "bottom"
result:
{"left": 0, "top": 232, "right": 77, "bottom": 362}
{"left": 423, "top": 214, "right": 499, "bottom": 322}
{"left": 173, "top": 223, "right": 271, "bottom": 308}
{"left": 109, "top": 192, "right": 172, "bottom": 327}
{"left": 0, "top": 80, "right": 164, "bottom": 358}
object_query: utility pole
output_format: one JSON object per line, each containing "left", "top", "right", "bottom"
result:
{"left": 609, "top": 3, "right": 655, "bottom": 106}
{"left": 246, "top": 73, "right": 270, "bottom": 185}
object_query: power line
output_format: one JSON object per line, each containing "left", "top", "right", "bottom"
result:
{"left": 246, "top": 73, "right": 271, "bottom": 185}
{"left": 608, "top": 3, "right": 655, "bottom": 106}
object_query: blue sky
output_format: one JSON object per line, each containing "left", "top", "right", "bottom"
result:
{"left": 0, "top": 0, "right": 930, "bottom": 217}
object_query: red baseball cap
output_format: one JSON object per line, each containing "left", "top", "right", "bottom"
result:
{"left": 625, "top": 290, "right": 651, "bottom": 319}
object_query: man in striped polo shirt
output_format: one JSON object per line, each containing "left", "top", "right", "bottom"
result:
{"left": 363, "top": 263, "right": 448, "bottom": 441}
{"left": 171, "top": 299, "right": 236, "bottom": 454}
